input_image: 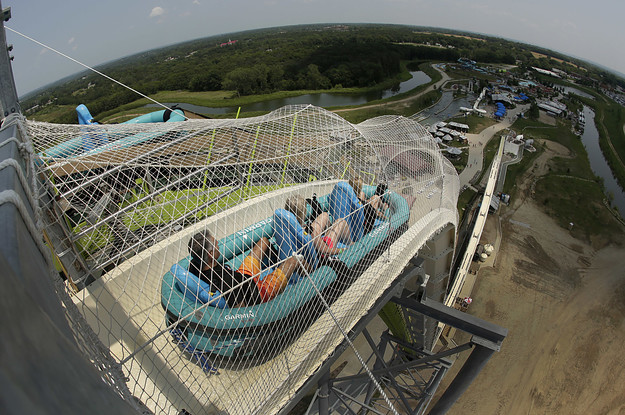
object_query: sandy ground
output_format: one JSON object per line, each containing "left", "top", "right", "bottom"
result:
{"left": 432, "top": 139, "right": 625, "bottom": 414}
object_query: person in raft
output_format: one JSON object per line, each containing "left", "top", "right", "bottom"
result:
{"left": 188, "top": 230, "right": 310, "bottom": 308}
{"left": 348, "top": 177, "right": 389, "bottom": 235}
{"left": 284, "top": 195, "right": 352, "bottom": 257}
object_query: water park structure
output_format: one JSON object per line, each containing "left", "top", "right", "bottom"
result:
{"left": 0, "top": 5, "right": 507, "bottom": 414}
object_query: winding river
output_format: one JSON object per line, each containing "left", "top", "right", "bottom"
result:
{"left": 146, "top": 71, "right": 431, "bottom": 115}
{"left": 580, "top": 105, "right": 625, "bottom": 214}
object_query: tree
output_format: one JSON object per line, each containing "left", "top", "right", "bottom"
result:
{"left": 188, "top": 73, "right": 222, "bottom": 92}
{"left": 528, "top": 102, "right": 540, "bottom": 120}
{"left": 304, "top": 64, "right": 331, "bottom": 90}
{"left": 222, "top": 67, "right": 257, "bottom": 96}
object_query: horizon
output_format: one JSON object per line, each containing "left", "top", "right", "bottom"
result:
{"left": 4, "top": 0, "right": 625, "bottom": 96}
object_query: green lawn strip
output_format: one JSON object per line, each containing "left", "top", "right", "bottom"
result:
{"left": 502, "top": 145, "right": 542, "bottom": 198}
{"left": 340, "top": 90, "right": 442, "bottom": 124}
{"left": 474, "top": 136, "right": 500, "bottom": 185}
{"left": 511, "top": 118, "right": 595, "bottom": 178}
{"left": 504, "top": 117, "right": 623, "bottom": 240}
{"left": 447, "top": 114, "right": 498, "bottom": 133}
{"left": 121, "top": 185, "right": 285, "bottom": 231}
{"left": 27, "top": 105, "right": 77, "bottom": 123}
{"left": 457, "top": 187, "right": 477, "bottom": 222}
{"left": 534, "top": 175, "right": 622, "bottom": 243}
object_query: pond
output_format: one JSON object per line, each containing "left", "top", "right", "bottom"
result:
{"left": 146, "top": 71, "right": 431, "bottom": 115}
{"left": 580, "top": 105, "right": 625, "bottom": 214}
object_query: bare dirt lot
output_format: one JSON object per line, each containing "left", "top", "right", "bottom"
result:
{"left": 433, "top": 140, "right": 625, "bottom": 414}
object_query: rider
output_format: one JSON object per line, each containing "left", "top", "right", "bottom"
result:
{"left": 188, "top": 230, "right": 309, "bottom": 307}
{"left": 348, "top": 176, "right": 389, "bottom": 235}
{"left": 284, "top": 194, "right": 351, "bottom": 257}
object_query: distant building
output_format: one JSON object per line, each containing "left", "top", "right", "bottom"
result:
{"left": 491, "top": 93, "right": 513, "bottom": 106}
{"left": 532, "top": 67, "right": 561, "bottom": 78}
{"left": 504, "top": 138, "right": 523, "bottom": 156}
{"left": 537, "top": 102, "right": 564, "bottom": 116}
{"left": 447, "top": 121, "right": 469, "bottom": 132}
{"left": 518, "top": 80, "right": 537, "bottom": 88}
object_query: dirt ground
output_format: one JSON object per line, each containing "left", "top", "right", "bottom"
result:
{"left": 432, "top": 140, "right": 625, "bottom": 414}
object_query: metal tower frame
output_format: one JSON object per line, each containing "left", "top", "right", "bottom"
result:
{"left": 0, "top": 1, "right": 19, "bottom": 119}
{"left": 278, "top": 256, "right": 507, "bottom": 415}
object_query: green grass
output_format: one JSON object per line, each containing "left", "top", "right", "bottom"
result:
{"left": 579, "top": 96, "right": 625, "bottom": 191}
{"left": 512, "top": 118, "right": 595, "bottom": 180}
{"left": 418, "top": 61, "right": 443, "bottom": 84}
{"left": 27, "top": 105, "right": 77, "bottom": 123}
{"left": 503, "top": 117, "right": 624, "bottom": 242}
{"left": 447, "top": 114, "right": 498, "bottom": 133}
{"left": 457, "top": 187, "right": 477, "bottom": 222}
{"left": 535, "top": 176, "right": 621, "bottom": 244}
{"left": 122, "top": 185, "right": 286, "bottom": 231}
{"left": 502, "top": 145, "right": 542, "bottom": 198}
{"left": 339, "top": 90, "right": 442, "bottom": 124}
{"left": 444, "top": 67, "right": 497, "bottom": 82}
{"left": 474, "top": 135, "right": 501, "bottom": 185}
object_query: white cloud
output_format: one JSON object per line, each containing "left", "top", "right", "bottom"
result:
{"left": 149, "top": 7, "right": 165, "bottom": 18}
{"left": 38, "top": 48, "right": 47, "bottom": 56}
{"left": 68, "top": 37, "right": 75, "bottom": 45}
{"left": 193, "top": 0, "right": 200, "bottom": 5}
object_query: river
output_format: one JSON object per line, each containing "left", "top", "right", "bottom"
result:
{"left": 580, "top": 105, "right": 625, "bottom": 214}
{"left": 146, "top": 71, "right": 431, "bottom": 115}
{"left": 562, "top": 85, "right": 594, "bottom": 100}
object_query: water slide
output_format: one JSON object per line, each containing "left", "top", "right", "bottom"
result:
{"left": 18, "top": 105, "right": 459, "bottom": 414}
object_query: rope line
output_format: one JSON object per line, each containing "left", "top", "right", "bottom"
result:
{"left": 19, "top": 99, "right": 461, "bottom": 415}
{"left": 5, "top": 26, "right": 189, "bottom": 120}
{"left": 297, "top": 256, "right": 401, "bottom": 415}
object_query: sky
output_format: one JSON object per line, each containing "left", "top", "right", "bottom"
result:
{"left": 3, "top": 0, "right": 625, "bottom": 96}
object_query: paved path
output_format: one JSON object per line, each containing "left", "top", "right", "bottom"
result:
{"left": 458, "top": 105, "right": 529, "bottom": 188}
{"left": 334, "top": 64, "right": 451, "bottom": 114}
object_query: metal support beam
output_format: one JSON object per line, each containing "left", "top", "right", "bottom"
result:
{"left": 389, "top": 290, "right": 507, "bottom": 414}
{"left": 427, "top": 343, "right": 496, "bottom": 415}
{"left": 0, "top": 1, "right": 20, "bottom": 119}
{"left": 416, "top": 364, "right": 448, "bottom": 414}
{"left": 278, "top": 260, "right": 426, "bottom": 415}
{"left": 318, "top": 372, "right": 330, "bottom": 415}
{"left": 391, "top": 295, "right": 507, "bottom": 347}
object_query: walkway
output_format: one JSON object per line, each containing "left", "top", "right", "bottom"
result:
{"left": 458, "top": 105, "right": 528, "bottom": 188}
{"left": 446, "top": 137, "right": 505, "bottom": 308}
{"left": 334, "top": 64, "right": 451, "bottom": 114}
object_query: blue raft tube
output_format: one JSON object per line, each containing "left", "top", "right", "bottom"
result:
{"left": 160, "top": 182, "right": 410, "bottom": 370}
{"left": 38, "top": 104, "right": 186, "bottom": 160}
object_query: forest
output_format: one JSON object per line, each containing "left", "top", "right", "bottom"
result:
{"left": 21, "top": 24, "right": 611, "bottom": 123}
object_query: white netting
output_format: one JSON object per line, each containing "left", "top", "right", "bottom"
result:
{"left": 30, "top": 104, "right": 459, "bottom": 415}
